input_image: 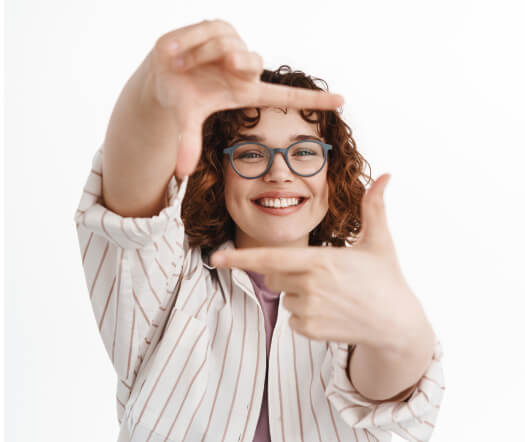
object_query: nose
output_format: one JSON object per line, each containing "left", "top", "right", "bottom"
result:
{"left": 263, "top": 152, "right": 294, "bottom": 182}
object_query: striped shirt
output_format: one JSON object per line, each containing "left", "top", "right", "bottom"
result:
{"left": 245, "top": 269, "right": 281, "bottom": 442}
{"left": 74, "top": 146, "right": 445, "bottom": 442}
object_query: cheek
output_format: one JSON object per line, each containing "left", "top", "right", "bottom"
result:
{"left": 314, "top": 174, "right": 330, "bottom": 211}
{"left": 223, "top": 173, "right": 235, "bottom": 213}
{"left": 223, "top": 165, "right": 245, "bottom": 213}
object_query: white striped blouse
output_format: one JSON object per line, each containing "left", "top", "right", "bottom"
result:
{"left": 74, "top": 146, "right": 445, "bottom": 442}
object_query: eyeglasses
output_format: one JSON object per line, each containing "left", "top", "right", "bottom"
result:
{"left": 223, "top": 139, "right": 333, "bottom": 179}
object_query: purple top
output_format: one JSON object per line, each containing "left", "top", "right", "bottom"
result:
{"left": 245, "top": 270, "right": 281, "bottom": 442}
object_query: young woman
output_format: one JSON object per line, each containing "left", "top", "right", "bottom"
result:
{"left": 74, "top": 19, "right": 445, "bottom": 442}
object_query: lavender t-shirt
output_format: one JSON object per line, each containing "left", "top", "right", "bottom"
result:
{"left": 245, "top": 270, "right": 281, "bottom": 442}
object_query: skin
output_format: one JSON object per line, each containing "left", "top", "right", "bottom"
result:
{"left": 175, "top": 16, "right": 434, "bottom": 408}
{"left": 214, "top": 169, "right": 436, "bottom": 402}
{"left": 223, "top": 106, "right": 329, "bottom": 249}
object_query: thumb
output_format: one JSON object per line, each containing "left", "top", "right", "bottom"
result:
{"left": 174, "top": 119, "right": 203, "bottom": 179}
{"left": 356, "top": 173, "right": 393, "bottom": 248}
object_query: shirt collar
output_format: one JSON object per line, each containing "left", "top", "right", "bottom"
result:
{"left": 209, "top": 239, "right": 290, "bottom": 323}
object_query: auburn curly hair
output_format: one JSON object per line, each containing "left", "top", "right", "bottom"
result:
{"left": 180, "top": 65, "right": 374, "bottom": 262}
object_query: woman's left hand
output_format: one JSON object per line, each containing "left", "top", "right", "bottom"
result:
{"left": 210, "top": 173, "right": 431, "bottom": 354}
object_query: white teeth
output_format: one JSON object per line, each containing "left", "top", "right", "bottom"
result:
{"left": 258, "top": 197, "right": 301, "bottom": 208}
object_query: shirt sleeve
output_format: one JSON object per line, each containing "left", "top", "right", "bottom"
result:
{"left": 73, "top": 144, "right": 190, "bottom": 385}
{"left": 325, "top": 335, "right": 445, "bottom": 441}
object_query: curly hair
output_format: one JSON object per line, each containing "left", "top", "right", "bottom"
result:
{"left": 180, "top": 65, "right": 374, "bottom": 261}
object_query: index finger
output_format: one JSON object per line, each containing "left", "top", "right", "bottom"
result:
{"left": 252, "top": 82, "right": 344, "bottom": 111}
{"left": 210, "top": 247, "right": 314, "bottom": 273}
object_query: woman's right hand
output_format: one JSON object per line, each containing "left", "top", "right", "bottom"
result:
{"left": 143, "top": 19, "right": 344, "bottom": 179}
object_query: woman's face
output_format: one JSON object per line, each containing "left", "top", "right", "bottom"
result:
{"left": 223, "top": 107, "right": 330, "bottom": 249}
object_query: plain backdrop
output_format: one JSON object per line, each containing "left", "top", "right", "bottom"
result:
{"left": 4, "top": 0, "right": 525, "bottom": 441}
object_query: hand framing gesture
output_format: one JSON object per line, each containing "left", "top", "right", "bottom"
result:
{"left": 211, "top": 174, "right": 433, "bottom": 355}
{"left": 146, "top": 19, "right": 344, "bottom": 178}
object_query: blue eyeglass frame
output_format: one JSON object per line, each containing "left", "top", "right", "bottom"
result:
{"left": 223, "top": 139, "right": 333, "bottom": 179}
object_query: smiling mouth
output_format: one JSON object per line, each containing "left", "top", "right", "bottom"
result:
{"left": 252, "top": 197, "right": 308, "bottom": 209}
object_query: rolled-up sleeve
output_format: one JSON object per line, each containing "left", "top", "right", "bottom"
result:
{"left": 325, "top": 336, "right": 445, "bottom": 441}
{"left": 73, "top": 145, "right": 188, "bottom": 252}
{"left": 73, "top": 145, "right": 190, "bottom": 384}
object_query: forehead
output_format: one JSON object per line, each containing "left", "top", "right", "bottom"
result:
{"left": 239, "top": 107, "right": 320, "bottom": 136}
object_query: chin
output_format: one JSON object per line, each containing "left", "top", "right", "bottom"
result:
{"left": 257, "top": 231, "right": 306, "bottom": 246}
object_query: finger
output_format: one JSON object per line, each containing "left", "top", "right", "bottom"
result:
{"left": 264, "top": 270, "right": 304, "bottom": 293}
{"left": 174, "top": 115, "right": 204, "bottom": 179}
{"left": 173, "top": 35, "right": 247, "bottom": 72}
{"left": 163, "top": 19, "right": 245, "bottom": 58}
{"left": 357, "top": 173, "right": 393, "bottom": 248}
{"left": 251, "top": 81, "right": 344, "bottom": 111}
{"left": 210, "top": 247, "right": 315, "bottom": 273}
{"left": 224, "top": 50, "right": 264, "bottom": 80}
{"left": 282, "top": 292, "right": 318, "bottom": 318}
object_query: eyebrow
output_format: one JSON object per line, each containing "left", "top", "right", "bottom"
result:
{"left": 234, "top": 133, "right": 323, "bottom": 143}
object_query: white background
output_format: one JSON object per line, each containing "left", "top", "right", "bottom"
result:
{"left": 4, "top": 0, "right": 525, "bottom": 440}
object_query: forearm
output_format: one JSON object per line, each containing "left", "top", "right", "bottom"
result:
{"left": 347, "top": 322, "right": 435, "bottom": 402}
{"left": 103, "top": 51, "right": 181, "bottom": 218}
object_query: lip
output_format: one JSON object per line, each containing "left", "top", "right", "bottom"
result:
{"left": 251, "top": 196, "right": 309, "bottom": 216}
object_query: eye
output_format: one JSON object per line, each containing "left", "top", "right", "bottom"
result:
{"left": 294, "top": 149, "right": 317, "bottom": 156}
{"left": 289, "top": 141, "right": 323, "bottom": 160}
{"left": 237, "top": 151, "right": 264, "bottom": 159}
